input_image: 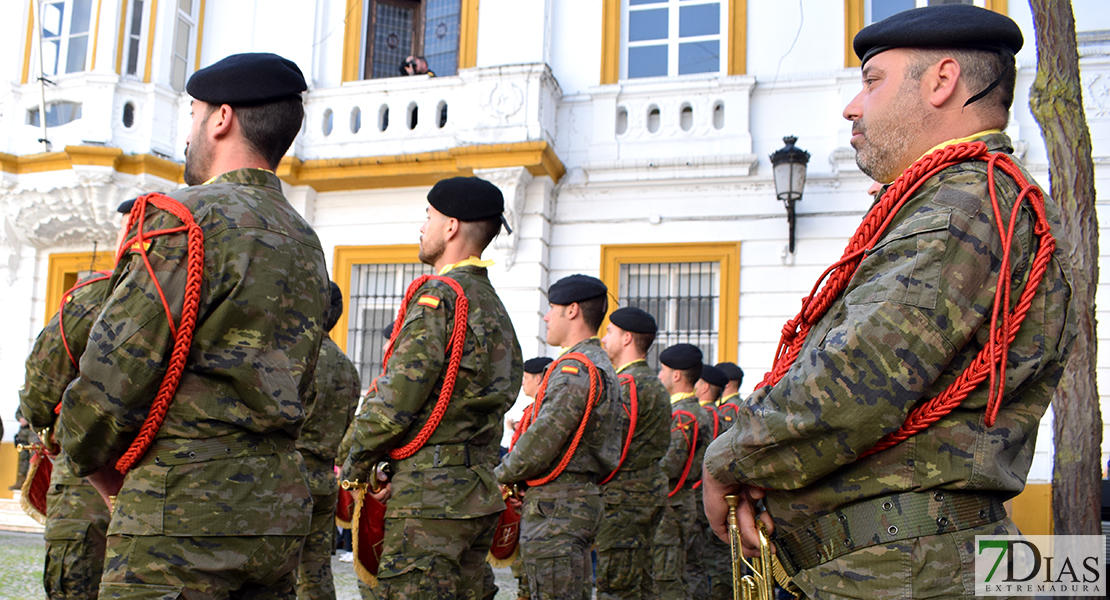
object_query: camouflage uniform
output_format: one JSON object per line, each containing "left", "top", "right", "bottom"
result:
{"left": 495, "top": 338, "right": 621, "bottom": 600}
{"left": 296, "top": 337, "right": 361, "bottom": 600}
{"left": 677, "top": 396, "right": 714, "bottom": 600}
{"left": 704, "top": 133, "right": 1076, "bottom": 600}
{"left": 57, "top": 169, "right": 329, "bottom": 599}
{"left": 19, "top": 274, "right": 111, "bottom": 599}
{"left": 695, "top": 402, "right": 732, "bottom": 600}
{"left": 595, "top": 359, "right": 670, "bottom": 600}
{"left": 342, "top": 263, "right": 523, "bottom": 600}
{"left": 653, "top": 393, "right": 709, "bottom": 600}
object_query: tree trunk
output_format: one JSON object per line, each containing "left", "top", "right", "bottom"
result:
{"left": 1027, "top": 0, "right": 1102, "bottom": 544}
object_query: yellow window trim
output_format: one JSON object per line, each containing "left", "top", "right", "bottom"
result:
{"left": 116, "top": 0, "right": 128, "bottom": 74}
{"left": 331, "top": 244, "right": 422, "bottom": 353}
{"left": 276, "top": 140, "right": 565, "bottom": 192}
{"left": 91, "top": 0, "right": 104, "bottom": 70}
{"left": 844, "top": 0, "right": 1008, "bottom": 68}
{"left": 45, "top": 251, "right": 116, "bottom": 322}
{"left": 600, "top": 0, "right": 747, "bottom": 85}
{"left": 343, "top": 0, "right": 480, "bottom": 83}
{"left": 22, "top": 2, "right": 34, "bottom": 84}
{"left": 143, "top": 0, "right": 159, "bottom": 83}
{"left": 599, "top": 242, "right": 741, "bottom": 363}
{"left": 0, "top": 146, "right": 184, "bottom": 182}
{"left": 116, "top": 0, "right": 205, "bottom": 77}
{"left": 195, "top": 0, "right": 206, "bottom": 71}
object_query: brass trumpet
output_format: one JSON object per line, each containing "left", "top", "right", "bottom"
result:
{"left": 725, "top": 494, "right": 800, "bottom": 600}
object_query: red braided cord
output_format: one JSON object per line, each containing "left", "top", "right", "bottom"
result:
{"left": 668, "top": 409, "right": 699, "bottom": 498}
{"left": 510, "top": 402, "right": 534, "bottom": 451}
{"left": 115, "top": 192, "right": 205, "bottom": 474}
{"left": 752, "top": 142, "right": 1056, "bottom": 457}
{"left": 58, "top": 271, "right": 112, "bottom": 372}
{"left": 515, "top": 352, "right": 602, "bottom": 487}
{"left": 376, "top": 275, "right": 470, "bottom": 460}
{"left": 718, "top": 402, "right": 740, "bottom": 423}
{"left": 702, "top": 402, "right": 720, "bottom": 439}
{"left": 600, "top": 373, "right": 639, "bottom": 485}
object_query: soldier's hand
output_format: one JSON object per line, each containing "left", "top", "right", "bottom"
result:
{"left": 369, "top": 468, "right": 392, "bottom": 502}
{"left": 702, "top": 464, "right": 774, "bottom": 557}
{"left": 87, "top": 465, "right": 125, "bottom": 509}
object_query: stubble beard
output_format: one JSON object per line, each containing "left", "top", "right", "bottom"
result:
{"left": 853, "top": 80, "right": 931, "bottom": 184}
{"left": 418, "top": 234, "right": 445, "bottom": 267}
{"left": 183, "top": 135, "right": 213, "bottom": 186}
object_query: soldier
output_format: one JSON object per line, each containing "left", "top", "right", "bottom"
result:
{"left": 10, "top": 409, "right": 35, "bottom": 490}
{"left": 655, "top": 343, "right": 713, "bottom": 600}
{"left": 596, "top": 307, "right": 670, "bottom": 600}
{"left": 692, "top": 364, "right": 732, "bottom": 600}
{"left": 496, "top": 274, "right": 621, "bottom": 600}
{"left": 20, "top": 271, "right": 111, "bottom": 599}
{"left": 56, "top": 52, "right": 330, "bottom": 598}
{"left": 507, "top": 356, "right": 553, "bottom": 600}
{"left": 713, "top": 363, "right": 743, "bottom": 406}
{"left": 296, "top": 282, "right": 361, "bottom": 600}
{"left": 702, "top": 6, "right": 1075, "bottom": 599}
{"left": 341, "top": 176, "right": 523, "bottom": 599}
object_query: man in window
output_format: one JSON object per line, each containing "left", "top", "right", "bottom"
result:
{"left": 701, "top": 6, "right": 1075, "bottom": 599}
{"left": 341, "top": 176, "right": 524, "bottom": 599}
{"left": 56, "top": 52, "right": 330, "bottom": 598}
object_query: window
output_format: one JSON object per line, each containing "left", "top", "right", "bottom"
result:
{"left": 122, "top": 0, "right": 145, "bottom": 77}
{"left": 171, "top": 0, "right": 198, "bottom": 91}
{"left": 624, "top": 0, "right": 726, "bottom": 79}
{"left": 333, "top": 245, "right": 434, "bottom": 384}
{"left": 361, "top": 0, "right": 461, "bottom": 79}
{"left": 845, "top": 0, "right": 1004, "bottom": 67}
{"left": 600, "top": 242, "right": 740, "bottom": 368}
{"left": 27, "top": 101, "right": 82, "bottom": 127}
{"left": 39, "top": 0, "right": 93, "bottom": 77}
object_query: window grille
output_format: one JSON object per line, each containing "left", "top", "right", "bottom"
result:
{"left": 346, "top": 261, "right": 434, "bottom": 384}
{"left": 618, "top": 261, "right": 720, "bottom": 370}
{"left": 625, "top": 0, "right": 723, "bottom": 79}
{"left": 362, "top": 0, "right": 462, "bottom": 79}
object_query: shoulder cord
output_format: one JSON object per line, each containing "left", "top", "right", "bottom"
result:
{"left": 509, "top": 402, "right": 533, "bottom": 451}
{"left": 668, "top": 409, "right": 699, "bottom": 498}
{"left": 703, "top": 402, "right": 720, "bottom": 439}
{"left": 513, "top": 352, "right": 602, "bottom": 487}
{"left": 718, "top": 402, "right": 740, "bottom": 422}
{"left": 114, "top": 192, "right": 205, "bottom": 474}
{"left": 599, "top": 373, "right": 639, "bottom": 485}
{"left": 378, "top": 275, "right": 469, "bottom": 460}
{"left": 754, "top": 142, "right": 1056, "bottom": 458}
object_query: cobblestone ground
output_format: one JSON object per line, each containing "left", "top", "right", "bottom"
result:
{"left": 0, "top": 530, "right": 518, "bottom": 600}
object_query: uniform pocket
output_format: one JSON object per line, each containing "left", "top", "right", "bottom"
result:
{"left": 44, "top": 519, "right": 105, "bottom": 599}
{"left": 597, "top": 547, "right": 638, "bottom": 590}
{"left": 847, "top": 211, "right": 951, "bottom": 310}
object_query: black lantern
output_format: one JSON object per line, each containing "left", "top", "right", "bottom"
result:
{"left": 769, "top": 136, "right": 810, "bottom": 254}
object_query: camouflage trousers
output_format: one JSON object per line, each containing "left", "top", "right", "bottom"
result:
{"left": 44, "top": 479, "right": 110, "bottom": 599}
{"left": 98, "top": 534, "right": 306, "bottom": 599}
{"left": 594, "top": 500, "right": 663, "bottom": 600}
{"left": 295, "top": 489, "right": 339, "bottom": 600}
{"left": 519, "top": 483, "right": 603, "bottom": 600}
{"left": 357, "top": 513, "right": 500, "bottom": 600}
{"left": 510, "top": 559, "right": 529, "bottom": 599}
{"left": 652, "top": 489, "right": 696, "bottom": 600}
{"left": 686, "top": 488, "right": 709, "bottom": 599}
{"left": 791, "top": 518, "right": 1024, "bottom": 599}
{"left": 698, "top": 500, "right": 732, "bottom": 600}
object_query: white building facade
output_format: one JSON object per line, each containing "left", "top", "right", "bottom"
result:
{"left": 0, "top": 0, "right": 1107, "bottom": 533}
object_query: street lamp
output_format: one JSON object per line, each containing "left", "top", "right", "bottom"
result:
{"left": 769, "top": 135, "right": 810, "bottom": 254}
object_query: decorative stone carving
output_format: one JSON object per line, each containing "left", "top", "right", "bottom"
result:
{"left": 483, "top": 82, "right": 525, "bottom": 122}
{"left": 474, "top": 166, "right": 533, "bottom": 269}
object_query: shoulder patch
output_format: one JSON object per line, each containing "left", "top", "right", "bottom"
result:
{"left": 417, "top": 295, "right": 441, "bottom": 309}
{"left": 561, "top": 365, "right": 580, "bottom": 375}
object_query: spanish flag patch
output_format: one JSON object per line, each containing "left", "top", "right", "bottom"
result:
{"left": 561, "top": 365, "right": 580, "bottom": 375}
{"left": 128, "top": 240, "right": 152, "bottom": 252}
{"left": 417, "top": 295, "right": 441, "bottom": 309}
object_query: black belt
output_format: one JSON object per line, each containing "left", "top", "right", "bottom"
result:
{"left": 773, "top": 490, "right": 1007, "bottom": 577}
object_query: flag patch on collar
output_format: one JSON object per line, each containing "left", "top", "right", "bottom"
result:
{"left": 417, "top": 295, "right": 441, "bottom": 309}
{"left": 561, "top": 365, "right": 580, "bottom": 375}
{"left": 128, "top": 240, "right": 152, "bottom": 252}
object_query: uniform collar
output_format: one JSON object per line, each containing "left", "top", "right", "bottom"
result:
{"left": 558, "top": 336, "right": 600, "bottom": 357}
{"left": 616, "top": 358, "right": 646, "bottom": 374}
{"left": 670, "top": 391, "right": 696, "bottom": 405}
{"left": 721, "top": 392, "right": 740, "bottom": 403}
{"left": 202, "top": 167, "right": 277, "bottom": 187}
{"left": 439, "top": 255, "right": 495, "bottom": 275}
{"left": 918, "top": 129, "right": 1002, "bottom": 162}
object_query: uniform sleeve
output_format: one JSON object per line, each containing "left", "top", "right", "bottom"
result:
{"left": 341, "top": 287, "right": 448, "bottom": 480}
{"left": 705, "top": 181, "right": 1005, "bottom": 490}
{"left": 495, "top": 362, "right": 589, "bottom": 484}
{"left": 56, "top": 239, "right": 181, "bottom": 477}
{"left": 19, "top": 313, "right": 72, "bottom": 433}
{"left": 659, "top": 412, "right": 691, "bottom": 481}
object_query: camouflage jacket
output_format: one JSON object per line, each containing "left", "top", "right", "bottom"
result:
{"left": 704, "top": 133, "right": 1076, "bottom": 534}
{"left": 602, "top": 360, "right": 670, "bottom": 504}
{"left": 20, "top": 274, "right": 110, "bottom": 486}
{"left": 496, "top": 337, "right": 621, "bottom": 486}
{"left": 298, "top": 337, "right": 361, "bottom": 493}
{"left": 666, "top": 394, "right": 712, "bottom": 491}
{"left": 56, "top": 169, "right": 328, "bottom": 534}
{"left": 342, "top": 265, "right": 523, "bottom": 519}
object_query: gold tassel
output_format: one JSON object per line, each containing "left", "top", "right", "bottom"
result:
{"left": 485, "top": 544, "right": 519, "bottom": 569}
{"left": 350, "top": 487, "right": 379, "bottom": 588}
{"left": 18, "top": 457, "right": 47, "bottom": 526}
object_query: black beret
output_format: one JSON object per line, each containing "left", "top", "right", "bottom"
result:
{"left": 187, "top": 53, "right": 307, "bottom": 105}
{"left": 324, "top": 282, "right": 343, "bottom": 332}
{"left": 609, "top": 307, "right": 657, "bottom": 334}
{"left": 715, "top": 362, "right": 744, "bottom": 383}
{"left": 700, "top": 364, "right": 728, "bottom": 388}
{"left": 548, "top": 275, "right": 607, "bottom": 306}
{"left": 659, "top": 343, "right": 702, "bottom": 370}
{"left": 854, "top": 5, "right": 1023, "bottom": 67}
{"left": 427, "top": 177, "right": 505, "bottom": 222}
{"left": 381, "top": 321, "right": 396, "bottom": 339}
{"left": 117, "top": 198, "right": 136, "bottom": 214}
{"left": 523, "top": 357, "right": 554, "bottom": 374}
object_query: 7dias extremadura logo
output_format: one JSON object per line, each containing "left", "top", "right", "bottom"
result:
{"left": 975, "top": 536, "right": 1105, "bottom": 596}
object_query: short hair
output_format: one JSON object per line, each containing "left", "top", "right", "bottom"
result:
{"left": 630, "top": 330, "right": 655, "bottom": 355}
{"left": 905, "top": 47, "right": 1016, "bottom": 123}
{"left": 460, "top": 217, "right": 501, "bottom": 250}
{"left": 577, "top": 295, "right": 608, "bottom": 333}
{"left": 703, "top": 383, "right": 722, "bottom": 401}
{"left": 234, "top": 97, "right": 305, "bottom": 169}
{"left": 678, "top": 364, "right": 703, "bottom": 386}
